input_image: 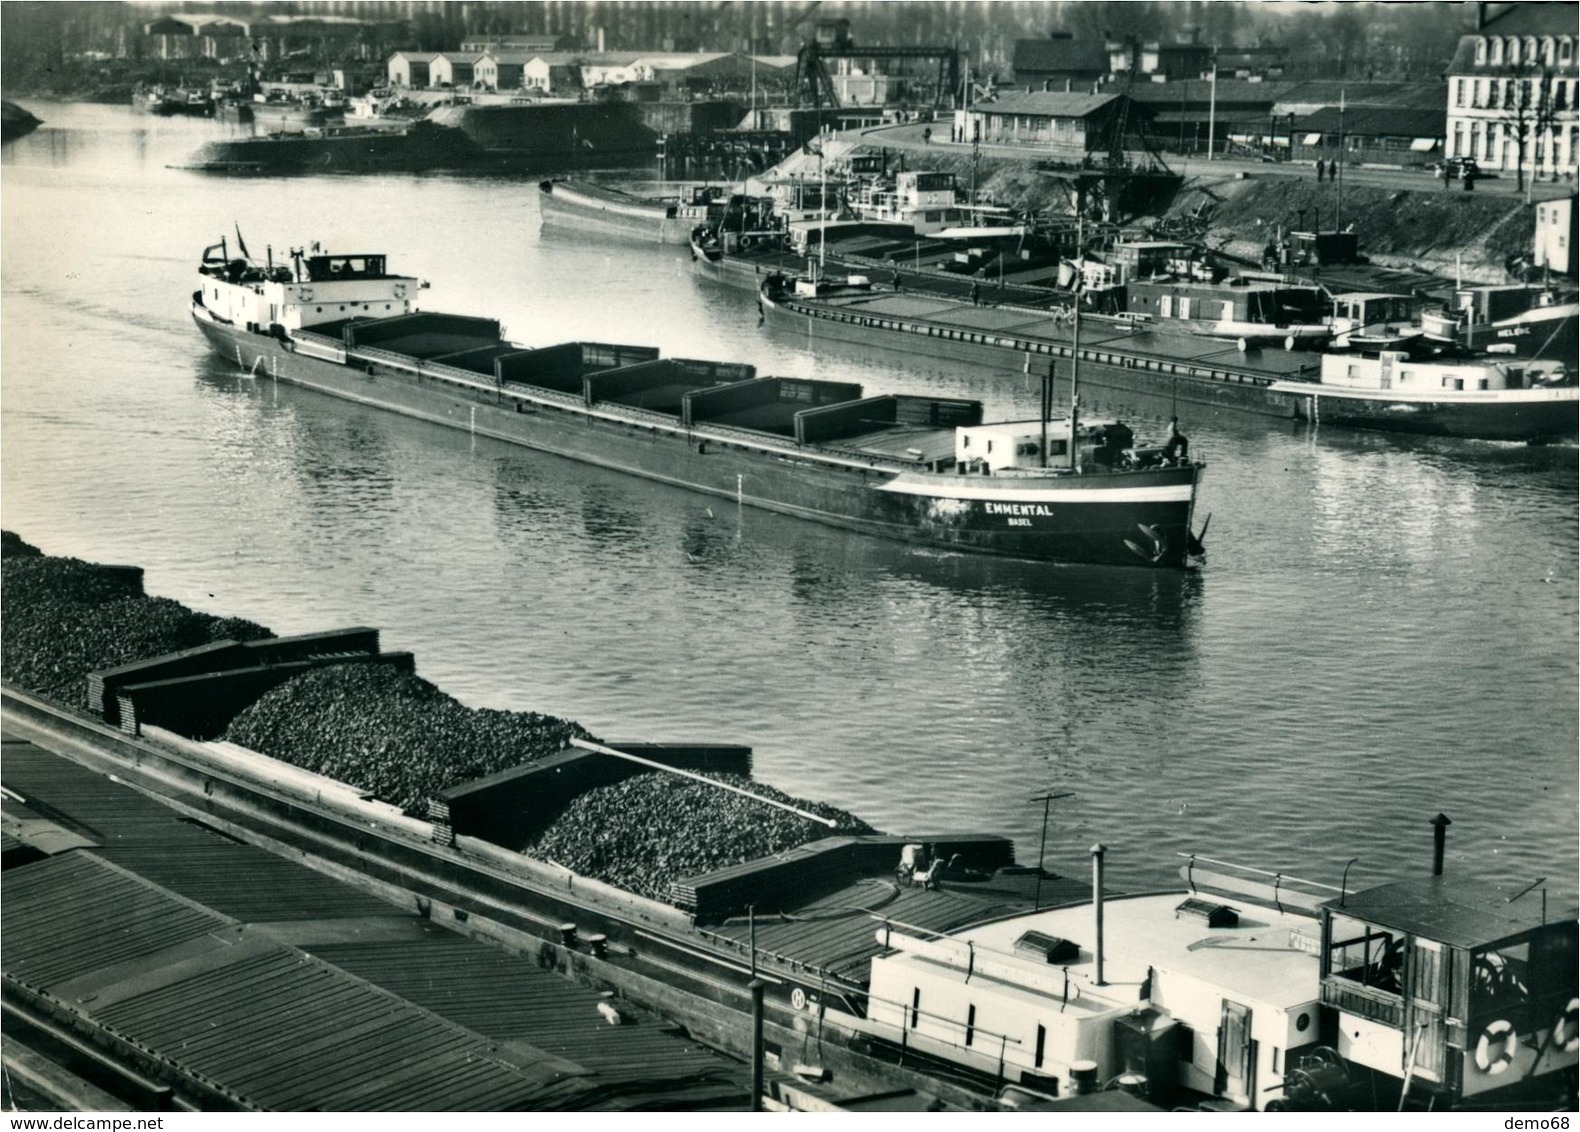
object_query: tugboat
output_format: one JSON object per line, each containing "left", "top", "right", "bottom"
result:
{"left": 191, "top": 236, "right": 1207, "bottom": 569}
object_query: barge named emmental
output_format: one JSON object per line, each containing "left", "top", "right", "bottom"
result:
{"left": 191, "top": 239, "right": 1205, "bottom": 569}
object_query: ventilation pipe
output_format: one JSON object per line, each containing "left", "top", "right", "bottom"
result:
{"left": 1430, "top": 813, "right": 1451, "bottom": 876}
{"left": 1091, "top": 843, "right": 1107, "bottom": 986}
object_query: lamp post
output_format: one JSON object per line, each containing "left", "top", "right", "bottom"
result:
{"left": 1029, "top": 790, "right": 1075, "bottom": 911}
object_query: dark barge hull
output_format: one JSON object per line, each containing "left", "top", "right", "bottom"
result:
{"left": 193, "top": 309, "right": 1199, "bottom": 568}
{"left": 1275, "top": 385, "right": 1579, "bottom": 442}
{"left": 758, "top": 282, "right": 1309, "bottom": 424}
{"left": 539, "top": 180, "right": 693, "bottom": 245}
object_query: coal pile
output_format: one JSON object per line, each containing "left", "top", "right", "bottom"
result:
{"left": 2, "top": 531, "right": 42, "bottom": 558}
{"left": 2, "top": 539, "right": 274, "bottom": 707}
{"left": 530, "top": 773, "right": 874, "bottom": 901}
{"left": 224, "top": 663, "right": 595, "bottom": 816}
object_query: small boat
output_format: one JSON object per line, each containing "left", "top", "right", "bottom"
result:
{"left": 250, "top": 93, "right": 341, "bottom": 130}
{"left": 1, "top": 100, "right": 42, "bottom": 142}
{"left": 1326, "top": 291, "right": 1424, "bottom": 351}
{"left": 191, "top": 236, "right": 1207, "bottom": 569}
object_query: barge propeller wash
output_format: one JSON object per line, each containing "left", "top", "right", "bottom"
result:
{"left": 191, "top": 239, "right": 1205, "bottom": 569}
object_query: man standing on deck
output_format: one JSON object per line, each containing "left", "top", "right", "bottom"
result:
{"left": 1164, "top": 418, "right": 1189, "bottom": 462}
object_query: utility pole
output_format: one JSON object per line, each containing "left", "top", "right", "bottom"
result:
{"left": 1336, "top": 88, "right": 1345, "bottom": 231}
{"left": 1206, "top": 60, "right": 1217, "bottom": 161}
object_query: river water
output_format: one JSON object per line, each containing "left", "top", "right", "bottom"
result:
{"left": 3, "top": 104, "right": 1575, "bottom": 904}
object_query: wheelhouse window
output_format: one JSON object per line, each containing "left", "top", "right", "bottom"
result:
{"left": 1327, "top": 912, "right": 1406, "bottom": 996}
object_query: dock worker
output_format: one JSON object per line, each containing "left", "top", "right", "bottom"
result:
{"left": 970, "top": 281, "right": 980, "bottom": 305}
{"left": 1164, "top": 418, "right": 1189, "bottom": 462}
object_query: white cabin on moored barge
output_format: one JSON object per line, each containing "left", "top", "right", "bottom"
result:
{"left": 1318, "top": 347, "right": 1570, "bottom": 394}
{"left": 859, "top": 852, "right": 1577, "bottom": 1111}
{"left": 197, "top": 247, "right": 419, "bottom": 334}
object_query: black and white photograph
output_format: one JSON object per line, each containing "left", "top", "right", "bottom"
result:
{"left": 1, "top": 0, "right": 1576, "bottom": 1117}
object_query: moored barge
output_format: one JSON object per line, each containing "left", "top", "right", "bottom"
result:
{"left": 1269, "top": 346, "right": 1577, "bottom": 442}
{"left": 539, "top": 179, "right": 726, "bottom": 245}
{"left": 757, "top": 271, "right": 1316, "bottom": 423}
{"left": 190, "top": 239, "right": 1205, "bottom": 569}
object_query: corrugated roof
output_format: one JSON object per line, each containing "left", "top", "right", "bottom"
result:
{"left": 0, "top": 737, "right": 756, "bottom": 1109}
{"left": 1295, "top": 106, "right": 1446, "bottom": 138}
{"left": 972, "top": 91, "right": 1119, "bottom": 119}
{"left": 2, "top": 851, "right": 233, "bottom": 991}
{"left": 311, "top": 937, "right": 750, "bottom": 1109}
{"left": 91, "top": 943, "right": 584, "bottom": 1110}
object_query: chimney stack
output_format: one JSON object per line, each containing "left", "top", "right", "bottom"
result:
{"left": 1090, "top": 843, "right": 1107, "bottom": 986}
{"left": 1431, "top": 813, "right": 1452, "bottom": 876}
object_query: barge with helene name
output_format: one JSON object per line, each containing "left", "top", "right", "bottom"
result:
{"left": 190, "top": 237, "right": 1206, "bottom": 569}
{"left": 757, "top": 274, "right": 1579, "bottom": 442}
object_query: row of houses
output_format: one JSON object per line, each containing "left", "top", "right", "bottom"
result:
{"left": 387, "top": 49, "right": 795, "bottom": 96}
{"left": 1005, "top": 4, "right": 1576, "bottom": 178}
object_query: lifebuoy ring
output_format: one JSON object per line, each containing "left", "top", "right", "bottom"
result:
{"left": 393, "top": 283, "right": 407, "bottom": 299}
{"left": 790, "top": 988, "right": 807, "bottom": 1011}
{"left": 1474, "top": 1019, "right": 1518, "bottom": 1075}
{"left": 1554, "top": 997, "right": 1580, "bottom": 1054}
{"left": 741, "top": 236, "right": 756, "bottom": 250}
{"left": 298, "top": 287, "right": 314, "bottom": 302}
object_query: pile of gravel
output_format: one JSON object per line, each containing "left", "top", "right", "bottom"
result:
{"left": 530, "top": 772, "right": 873, "bottom": 900}
{"left": 1, "top": 535, "right": 273, "bottom": 707}
{"left": 224, "top": 663, "right": 595, "bottom": 815}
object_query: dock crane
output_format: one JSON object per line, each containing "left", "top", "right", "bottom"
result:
{"left": 791, "top": 17, "right": 960, "bottom": 112}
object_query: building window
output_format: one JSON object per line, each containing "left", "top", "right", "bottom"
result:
{"left": 1497, "top": 36, "right": 1510, "bottom": 64}
{"left": 1035, "top": 1025, "right": 1047, "bottom": 1069}
{"left": 1475, "top": 37, "right": 1487, "bottom": 64}
{"left": 1347, "top": 364, "right": 1361, "bottom": 378}
{"left": 1455, "top": 78, "right": 1466, "bottom": 107}
{"left": 1454, "top": 121, "right": 1465, "bottom": 157}
{"left": 1561, "top": 38, "right": 1574, "bottom": 65}
{"left": 1444, "top": 375, "right": 1463, "bottom": 390}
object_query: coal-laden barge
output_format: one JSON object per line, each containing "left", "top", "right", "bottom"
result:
{"left": 4, "top": 602, "right": 1575, "bottom": 1113}
{"left": 191, "top": 239, "right": 1205, "bottom": 569}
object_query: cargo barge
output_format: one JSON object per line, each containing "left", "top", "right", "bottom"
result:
{"left": 177, "top": 120, "right": 484, "bottom": 175}
{"left": 757, "top": 275, "right": 1579, "bottom": 441}
{"left": 757, "top": 271, "right": 1315, "bottom": 423}
{"left": 6, "top": 618, "right": 1575, "bottom": 1113}
{"left": 1270, "top": 347, "right": 1577, "bottom": 442}
{"left": 539, "top": 179, "right": 726, "bottom": 246}
{"left": 190, "top": 239, "right": 1205, "bottom": 569}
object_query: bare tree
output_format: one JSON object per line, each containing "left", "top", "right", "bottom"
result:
{"left": 1498, "top": 62, "right": 1559, "bottom": 195}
